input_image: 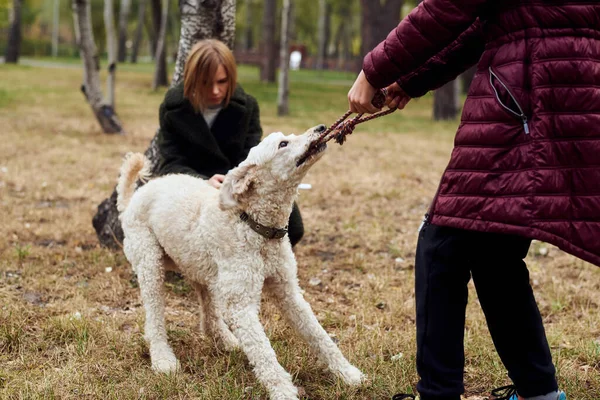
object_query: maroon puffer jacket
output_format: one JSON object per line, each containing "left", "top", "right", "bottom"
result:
{"left": 363, "top": 0, "right": 600, "bottom": 267}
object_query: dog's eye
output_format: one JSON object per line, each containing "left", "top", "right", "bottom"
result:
{"left": 278, "top": 141, "right": 289, "bottom": 149}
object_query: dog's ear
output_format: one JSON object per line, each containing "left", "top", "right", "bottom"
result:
{"left": 219, "top": 163, "right": 257, "bottom": 210}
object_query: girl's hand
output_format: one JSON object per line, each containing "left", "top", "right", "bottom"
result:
{"left": 384, "top": 82, "right": 411, "bottom": 110}
{"left": 208, "top": 174, "right": 225, "bottom": 189}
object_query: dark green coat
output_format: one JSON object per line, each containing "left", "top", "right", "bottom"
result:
{"left": 156, "top": 82, "right": 304, "bottom": 246}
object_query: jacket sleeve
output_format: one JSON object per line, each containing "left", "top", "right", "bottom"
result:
{"left": 240, "top": 96, "right": 263, "bottom": 161}
{"left": 362, "top": 0, "right": 488, "bottom": 96}
{"left": 156, "top": 104, "right": 209, "bottom": 179}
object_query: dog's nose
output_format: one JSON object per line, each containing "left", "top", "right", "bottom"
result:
{"left": 315, "top": 124, "right": 326, "bottom": 133}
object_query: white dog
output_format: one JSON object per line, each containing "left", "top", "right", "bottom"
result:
{"left": 116, "top": 125, "right": 364, "bottom": 400}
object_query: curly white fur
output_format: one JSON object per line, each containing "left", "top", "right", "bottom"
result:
{"left": 117, "top": 126, "right": 364, "bottom": 400}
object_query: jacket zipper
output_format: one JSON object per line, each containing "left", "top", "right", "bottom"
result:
{"left": 422, "top": 68, "right": 530, "bottom": 229}
{"left": 489, "top": 67, "right": 530, "bottom": 134}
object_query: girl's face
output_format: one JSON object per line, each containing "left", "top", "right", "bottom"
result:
{"left": 206, "top": 64, "right": 229, "bottom": 107}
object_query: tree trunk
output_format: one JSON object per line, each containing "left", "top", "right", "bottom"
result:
{"left": 152, "top": 0, "right": 170, "bottom": 90}
{"left": 5, "top": 0, "right": 23, "bottom": 63}
{"left": 315, "top": 0, "right": 326, "bottom": 70}
{"left": 433, "top": 79, "right": 460, "bottom": 120}
{"left": 461, "top": 65, "right": 476, "bottom": 94}
{"left": 93, "top": 0, "right": 237, "bottom": 249}
{"left": 52, "top": 0, "right": 60, "bottom": 57}
{"left": 117, "top": 0, "right": 132, "bottom": 62}
{"left": 359, "top": 0, "right": 403, "bottom": 58}
{"left": 105, "top": 0, "right": 117, "bottom": 108}
{"left": 150, "top": 0, "right": 168, "bottom": 86}
{"left": 171, "top": 0, "right": 236, "bottom": 84}
{"left": 260, "top": 0, "right": 276, "bottom": 82}
{"left": 277, "top": 0, "right": 291, "bottom": 116}
{"left": 130, "top": 0, "right": 147, "bottom": 63}
{"left": 72, "top": 0, "right": 123, "bottom": 134}
{"left": 242, "top": 0, "right": 253, "bottom": 51}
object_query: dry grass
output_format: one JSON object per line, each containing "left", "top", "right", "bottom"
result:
{"left": 0, "top": 62, "right": 598, "bottom": 400}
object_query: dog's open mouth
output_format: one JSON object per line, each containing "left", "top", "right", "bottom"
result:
{"left": 296, "top": 142, "right": 327, "bottom": 167}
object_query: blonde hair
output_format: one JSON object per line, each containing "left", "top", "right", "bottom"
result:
{"left": 183, "top": 39, "right": 237, "bottom": 113}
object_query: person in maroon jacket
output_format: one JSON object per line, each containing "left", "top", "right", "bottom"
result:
{"left": 349, "top": 1, "right": 599, "bottom": 400}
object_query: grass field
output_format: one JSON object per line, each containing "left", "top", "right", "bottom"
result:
{"left": 0, "top": 60, "right": 598, "bottom": 399}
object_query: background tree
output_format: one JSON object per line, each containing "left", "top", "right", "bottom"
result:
{"left": 359, "top": 0, "right": 403, "bottom": 61}
{"left": 152, "top": 0, "right": 169, "bottom": 89}
{"left": 150, "top": 0, "right": 167, "bottom": 86}
{"left": 433, "top": 79, "right": 460, "bottom": 120}
{"left": 277, "top": 0, "right": 292, "bottom": 116}
{"left": 5, "top": 0, "right": 23, "bottom": 63}
{"left": 51, "top": 0, "right": 59, "bottom": 57}
{"left": 315, "top": 0, "right": 326, "bottom": 70}
{"left": 130, "top": 0, "right": 147, "bottom": 63}
{"left": 117, "top": 0, "right": 131, "bottom": 62}
{"left": 259, "top": 0, "right": 276, "bottom": 82}
{"left": 72, "top": 0, "right": 123, "bottom": 134}
{"left": 93, "top": 0, "right": 237, "bottom": 248}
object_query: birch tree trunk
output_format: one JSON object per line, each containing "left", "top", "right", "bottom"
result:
{"left": 72, "top": 0, "right": 123, "bottom": 134}
{"left": 52, "top": 0, "right": 60, "bottom": 57}
{"left": 172, "top": 0, "right": 236, "bottom": 84}
{"left": 93, "top": 0, "right": 237, "bottom": 249}
{"left": 152, "top": 0, "right": 170, "bottom": 90}
{"left": 130, "top": 0, "right": 147, "bottom": 63}
{"left": 105, "top": 0, "right": 117, "bottom": 108}
{"left": 277, "top": 0, "right": 291, "bottom": 116}
{"left": 117, "top": 0, "right": 132, "bottom": 62}
{"left": 5, "top": 0, "right": 23, "bottom": 63}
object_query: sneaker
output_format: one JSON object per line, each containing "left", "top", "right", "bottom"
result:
{"left": 391, "top": 394, "right": 416, "bottom": 400}
{"left": 491, "top": 385, "right": 566, "bottom": 400}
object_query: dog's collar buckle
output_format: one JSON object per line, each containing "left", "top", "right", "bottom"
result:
{"left": 240, "top": 212, "right": 288, "bottom": 240}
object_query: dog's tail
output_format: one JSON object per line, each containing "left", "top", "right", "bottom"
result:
{"left": 116, "top": 152, "right": 151, "bottom": 213}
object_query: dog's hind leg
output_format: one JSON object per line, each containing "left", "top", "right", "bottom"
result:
{"left": 193, "top": 283, "right": 240, "bottom": 350}
{"left": 265, "top": 272, "right": 365, "bottom": 386}
{"left": 212, "top": 270, "right": 299, "bottom": 400}
{"left": 124, "top": 229, "right": 179, "bottom": 374}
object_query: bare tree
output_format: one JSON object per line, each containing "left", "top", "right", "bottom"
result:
{"left": 150, "top": 0, "right": 168, "bottom": 86}
{"left": 461, "top": 65, "right": 476, "bottom": 94}
{"left": 72, "top": 0, "right": 123, "bottom": 134}
{"left": 117, "top": 0, "right": 132, "bottom": 62}
{"left": 172, "top": 0, "right": 236, "bottom": 84}
{"left": 130, "top": 0, "right": 147, "bottom": 63}
{"left": 433, "top": 79, "right": 460, "bottom": 120}
{"left": 260, "top": 0, "right": 276, "bottom": 82}
{"left": 152, "top": 0, "right": 170, "bottom": 90}
{"left": 335, "top": 2, "right": 351, "bottom": 70}
{"left": 277, "top": 0, "right": 292, "bottom": 116}
{"left": 93, "top": 0, "right": 237, "bottom": 248}
{"left": 242, "top": 0, "right": 253, "bottom": 51}
{"left": 315, "top": 0, "right": 327, "bottom": 70}
{"left": 5, "top": 0, "right": 23, "bottom": 63}
{"left": 105, "top": 0, "right": 118, "bottom": 108}
{"left": 52, "top": 0, "right": 60, "bottom": 57}
{"left": 360, "top": 0, "right": 403, "bottom": 59}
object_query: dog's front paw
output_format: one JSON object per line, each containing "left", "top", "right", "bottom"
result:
{"left": 152, "top": 357, "right": 180, "bottom": 374}
{"left": 151, "top": 349, "right": 180, "bottom": 374}
{"left": 269, "top": 384, "right": 299, "bottom": 400}
{"left": 334, "top": 364, "right": 365, "bottom": 386}
{"left": 219, "top": 330, "right": 240, "bottom": 351}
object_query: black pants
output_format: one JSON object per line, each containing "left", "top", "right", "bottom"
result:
{"left": 288, "top": 202, "right": 304, "bottom": 247}
{"left": 415, "top": 224, "right": 558, "bottom": 400}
